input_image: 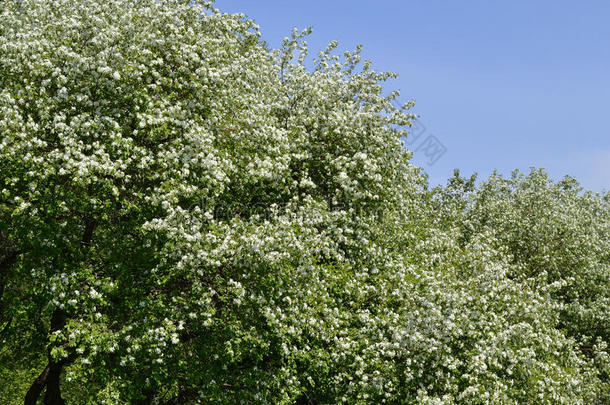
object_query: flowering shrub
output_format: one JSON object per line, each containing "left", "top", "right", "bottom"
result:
{"left": 0, "top": 0, "right": 608, "bottom": 403}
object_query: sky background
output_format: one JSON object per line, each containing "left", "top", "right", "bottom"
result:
{"left": 217, "top": 0, "right": 610, "bottom": 191}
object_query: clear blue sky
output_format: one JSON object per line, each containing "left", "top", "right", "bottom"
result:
{"left": 216, "top": 0, "right": 610, "bottom": 191}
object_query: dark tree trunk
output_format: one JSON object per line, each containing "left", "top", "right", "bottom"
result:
{"left": 23, "top": 218, "right": 96, "bottom": 405}
{"left": 23, "top": 309, "right": 69, "bottom": 405}
{"left": 24, "top": 365, "right": 50, "bottom": 405}
{"left": 43, "top": 309, "right": 68, "bottom": 405}
{"left": 43, "top": 362, "right": 66, "bottom": 405}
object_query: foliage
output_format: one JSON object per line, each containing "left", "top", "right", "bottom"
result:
{"left": 0, "top": 0, "right": 608, "bottom": 403}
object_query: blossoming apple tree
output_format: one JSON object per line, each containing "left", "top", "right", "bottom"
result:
{"left": 0, "top": 0, "right": 608, "bottom": 404}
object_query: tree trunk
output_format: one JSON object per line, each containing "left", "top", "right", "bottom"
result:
{"left": 23, "top": 219, "right": 96, "bottom": 404}
{"left": 23, "top": 309, "right": 68, "bottom": 405}
{"left": 24, "top": 365, "right": 50, "bottom": 405}
{"left": 43, "top": 362, "right": 66, "bottom": 405}
{"left": 44, "top": 309, "right": 68, "bottom": 405}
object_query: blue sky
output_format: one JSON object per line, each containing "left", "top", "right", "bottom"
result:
{"left": 216, "top": 0, "right": 610, "bottom": 191}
